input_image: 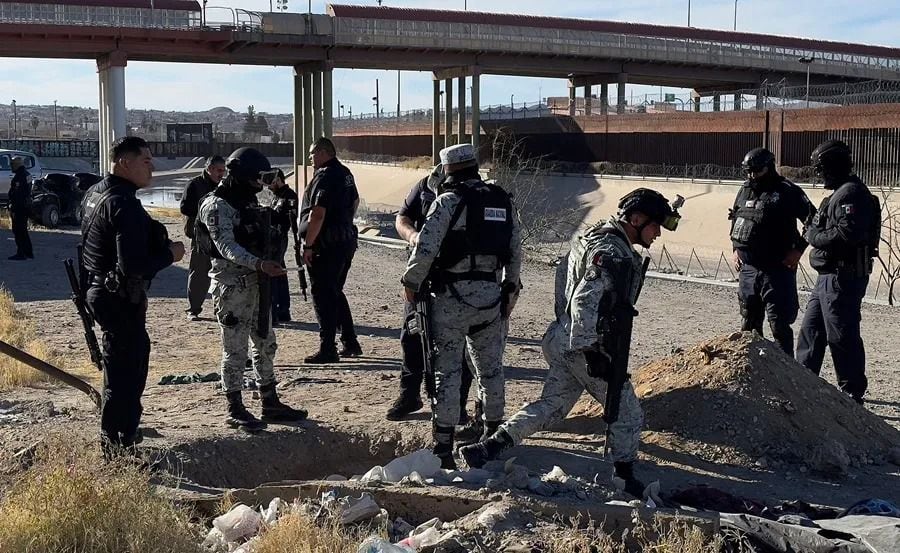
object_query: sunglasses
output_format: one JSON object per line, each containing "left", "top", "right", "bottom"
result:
{"left": 661, "top": 215, "right": 681, "bottom": 232}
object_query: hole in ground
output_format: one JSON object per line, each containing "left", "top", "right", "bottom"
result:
{"left": 159, "top": 424, "right": 429, "bottom": 489}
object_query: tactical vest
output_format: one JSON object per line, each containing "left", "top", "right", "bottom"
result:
{"left": 432, "top": 179, "right": 514, "bottom": 276}
{"left": 585, "top": 225, "right": 647, "bottom": 308}
{"left": 729, "top": 179, "right": 793, "bottom": 248}
{"left": 195, "top": 189, "right": 277, "bottom": 261}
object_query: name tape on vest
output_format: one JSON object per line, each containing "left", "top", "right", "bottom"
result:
{"left": 484, "top": 207, "right": 508, "bottom": 222}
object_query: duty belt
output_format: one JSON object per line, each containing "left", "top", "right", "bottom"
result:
{"left": 439, "top": 271, "right": 498, "bottom": 284}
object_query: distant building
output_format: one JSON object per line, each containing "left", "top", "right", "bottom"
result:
{"left": 166, "top": 122, "right": 213, "bottom": 143}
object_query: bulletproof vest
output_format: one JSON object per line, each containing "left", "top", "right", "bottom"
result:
{"left": 729, "top": 178, "right": 794, "bottom": 249}
{"left": 586, "top": 224, "right": 646, "bottom": 307}
{"left": 195, "top": 188, "right": 277, "bottom": 261}
{"left": 415, "top": 177, "right": 439, "bottom": 230}
{"left": 433, "top": 179, "right": 514, "bottom": 273}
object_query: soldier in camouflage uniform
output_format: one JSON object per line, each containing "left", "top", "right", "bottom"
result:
{"left": 402, "top": 143, "right": 522, "bottom": 469}
{"left": 196, "top": 148, "right": 308, "bottom": 432}
{"left": 461, "top": 188, "right": 681, "bottom": 498}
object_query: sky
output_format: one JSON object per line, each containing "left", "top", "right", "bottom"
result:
{"left": 0, "top": 0, "right": 899, "bottom": 116}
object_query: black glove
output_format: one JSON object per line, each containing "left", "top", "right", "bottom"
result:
{"left": 584, "top": 349, "right": 612, "bottom": 380}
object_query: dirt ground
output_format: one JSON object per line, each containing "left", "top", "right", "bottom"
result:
{"left": 1, "top": 217, "right": 898, "bottom": 512}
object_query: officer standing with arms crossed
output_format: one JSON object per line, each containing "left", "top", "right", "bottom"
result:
{"left": 387, "top": 164, "right": 479, "bottom": 424}
{"left": 729, "top": 147, "right": 816, "bottom": 354}
{"left": 299, "top": 137, "right": 362, "bottom": 363}
{"left": 402, "top": 143, "right": 522, "bottom": 469}
{"left": 180, "top": 155, "right": 226, "bottom": 321}
{"left": 797, "top": 140, "right": 880, "bottom": 404}
{"left": 461, "top": 189, "right": 681, "bottom": 498}
{"left": 196, "top": 147, "right": 307, "bottom": 431}
{"left": 81, "top": 136, "right": 185, "bottom": 456}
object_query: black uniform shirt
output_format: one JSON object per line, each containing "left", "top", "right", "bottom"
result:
{"left": 179, "top": 171, "right": 217, "bottom": 219}
{"left": 299, "top": 158, "right": 359, "bottom": 247}
{"left": 730, "top": 173, "right": 816, "bottom": 267}
{"left": 9, "top": 166, "right": 31, "bottom": 212}
{"left": 81, "top": 175, "right": 174, "bottom": 280}
{"left": 806, "top": 176, "right": 877, "bottom": 273}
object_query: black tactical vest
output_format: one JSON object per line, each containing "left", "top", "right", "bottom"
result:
{"left": 433, "top": 179, "right": 514, "bottom": 274}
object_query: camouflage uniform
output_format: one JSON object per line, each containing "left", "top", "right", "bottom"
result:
{"left": 499, "top": 218, "right": 645, "bottom": 463}
{"left": 198, "top": 194, "right": 276, "bottom": 394}
{"left": 402, "top": 179, "right": 522, "bottom": 429}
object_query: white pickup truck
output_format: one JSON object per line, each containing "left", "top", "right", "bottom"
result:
{"left": 0, "top": 149, "right": 43, "bottom": 200}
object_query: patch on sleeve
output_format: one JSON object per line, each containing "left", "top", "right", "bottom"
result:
{"left": 484, "top": 207, "right": 507, "bottom": 221}
{"left": 591, "top": 253, "right": 603, "bottom": 266}
{"left": 843, "top": 203, "right": 855, "bottom": 215}
{"left": 584, "top": 265, "right": 601, "bottom": 281}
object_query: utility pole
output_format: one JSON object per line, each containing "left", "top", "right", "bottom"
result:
{"left": 687, "top": 0, "right": 691, "bottom": 27}
{"left": 54, "top": 100, "right": 59, "bottom": 139}
{"left": 733, "top": 0, "right": 738, "bottom": 31}
{"left": 372, "top": 79, "right": 380, "bottom": 118}
{"left": 799, "top": 56, "right": 814, "bottom": 108}
{"left": 396, "top": 71, "right": 401, "bottom": 118}
{"left": 11, "top": 99, "right": 16, "bottom": 139}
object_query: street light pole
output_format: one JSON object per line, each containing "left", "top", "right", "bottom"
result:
{"left": 11, "top": 99, "right": 16, "bottom": 139}
{"left": 687, "top": 0, "right": 691, "bottom": 26}
{"left": 733, "top": 0, "right": 738, "bottom": 31}
{"left": 54, "top": 100, "right": 59, "bottom": 139}
{"left": 799, "top": 56, "right": 814, "bottom": 108}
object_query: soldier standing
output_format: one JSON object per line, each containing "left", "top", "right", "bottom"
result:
{"left": 7, "top": 157, "right": 33, "bottom": 260}
{"left": 401, "top": 143, "right": 522, "bottom": 469}
{"left": 80, "top": 137, "right": 185, "bottom": 455}
{"left": 195, "top": 147, "right": 307, "bottom": 431}
{"left": 729, "top": 147, "right": 816, "bottom": 354}
{"left": 180, "top": 155, "right": 226, "bottom": 321}
{"left": 797, "top": 140, "right": 880, "bottom": 404}
{"left": 461, "top": 189, "right": 681, "bottom": 498}
{"left": 265, "top": 169, "right": 298, "bottom": 323}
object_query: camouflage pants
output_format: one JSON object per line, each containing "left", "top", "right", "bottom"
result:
{"left": 430, "top": 283, "right": 505, "bottom": 428}
{"left": 501, "top": 320, "right": 643, "bottom": 463}
{"left": 212, "top": 278, "right": 277, "bottom": 393}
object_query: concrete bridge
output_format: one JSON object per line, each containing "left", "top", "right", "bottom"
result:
{"left": 2, "top": 0, "right": 899, "bottom": 179}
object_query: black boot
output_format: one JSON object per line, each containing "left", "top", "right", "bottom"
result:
{"left": 304, "top": 347, "right": 339, "bottom": 364}
{"left": 386, "top": 393, "right": 424, "bottom": 421}
{"left": 339, "top": 339, "right": 363, "bottom": 357}
{"left": 259, "top": 384, "right": 308, "bottom": 422}
{"left": 455, "top": 417, "right": 484, "bottom": 446}
{"left": 614, "top": 461, "right": 648, "bottom": 499}
{"left": 433, "top": 425, "right": 458, "bottom": 470}
{"left": 459, "top": 428, "right": 514, "bottom": 469}
{"left": 226, "top": 391, "right": 267, "bottom": 432}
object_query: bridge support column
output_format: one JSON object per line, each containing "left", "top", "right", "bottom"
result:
{"left": 471, "top": 72, "right": 480, "bottom": 156}
{"left": 568, "top": 85, "right": 576, "bottom": 116}
{"left": 600, "top": 82, "right": 609, "bottom": 115}
{"left": 734, "top": 94, "right": 742, "bottom": 111}
{"left": 457, "top": 76, "right": 466, "bottom": 144}
{"left": 712, "top": 94, "right": 721, "bottom": 111}
{"left": 584, "top": 86, "right": 592, "bottom": 116}
{"left": 432, "top": 80, "right": 441, "bottom": 165}
{"left": 691, "top": 90, "right": 701, "bottom": 112}
{"left": 444, "top": 78, "right": 453, "bottom": 148}
{"left": 303, "top": 72, "right": 314, "bottom": 187}
{"left": 312, "top": 71, "right": 323, "bottom": 139}
{"left": 293, "top": 67, "right": 304, "bottom": 192}
{"left": 616, "top": 73, "right": 627, "bottom": 114}
{"left": 97, "top": 52, "right": 127, "bottom": 174}
{"left": 323, "top": 68, "right": 333, "bottom": 138}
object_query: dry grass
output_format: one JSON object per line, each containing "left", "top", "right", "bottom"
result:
{"left": 0, "top": 287, "right": 95, "bottom": 390}
{"left": 254, "top": 511, "right": 376, "bottom": 553}
{"left": 399, "top": 156, "right": 433, "bottom": 170}
{"left": 0, "top": 208, "right": 9, "bottom": 229}
{"left": 544, "top": 515, "right": 724, "bottom": 553}
{"left": 0, "top": 439, "right": 202, "bottom": 553}
{"left": 146, "top": 206, "right": 183, "bottom": 220}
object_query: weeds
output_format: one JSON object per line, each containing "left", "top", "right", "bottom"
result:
{"left": 0, "top": 440, "right": 202, "bottom": 553}
{"left": 254, "top": 511, "right": 375, "bottom": 553}
{"left": 543, "top": 513, "right": 723, "bottom": 553}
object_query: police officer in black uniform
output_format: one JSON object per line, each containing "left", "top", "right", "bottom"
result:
{"left": 266, "top": 169, "right": 299, "bottom": 323}
{"left": 387, "top": 165, "right": 479, "bottom": 423}
{"left": 7, "top": 157, "right": 33, "bottom": 260}
{"left": 299, "top": 137, "right": 362, "bottom": 363}
{"left": 81, "top": 136, "right": 185, "bottom": 454}
{"left": 729, "top": 147, "right": 816, "bottom": 354}
{"left": 797, "top": 140, "right": 879, "bottom": 403}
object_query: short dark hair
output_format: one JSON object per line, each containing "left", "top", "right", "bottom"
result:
{"left": 311, "top": 137, "right": 336, "bottom": 157}
{"left": 111, "top": 136, "right": 149, "bottom": 163}
{"left": 206, "top": 155, "right": 226, "bottom": 167}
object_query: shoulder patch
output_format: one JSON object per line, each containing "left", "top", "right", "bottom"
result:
{"left": 584, "top": 265, "right": 601, "bottom": 281}
{"left": 592, "top": 253, "right": 603, "bottom": 266}
{"left": 843, "top": 204, "right": 855, "bottom": 215}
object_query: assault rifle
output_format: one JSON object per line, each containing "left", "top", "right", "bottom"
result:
{"left": 291, "top": 228, "right": 308, "bottom": 301}
{"left": 407, "top": 285, "right": 437, "bottom": 400}
{"left": 602, "top": 256, "right": 651, "bottom": 457}
{"left": 64, "top": 250, "right": 104, "bottom": 373}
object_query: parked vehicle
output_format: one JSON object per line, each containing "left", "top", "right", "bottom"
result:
{"left": 0, "top": 149, "right": 43, "bottom": 200}
{"left": 29, "top": 172, "right": 102, "bottom": 228}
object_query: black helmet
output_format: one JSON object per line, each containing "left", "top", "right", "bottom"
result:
{"left": 811, "top": 139, "right": 853, "bottom": 184}
{"left": 618, "top": 188, "right": 681, "bottom": 231}
{"left": 742, "top": 147, "right": 776, "bottom": 174}
{"left": 226, "top": 147, "right": 272, "bottom": 182}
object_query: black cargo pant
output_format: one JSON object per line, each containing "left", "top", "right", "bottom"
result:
{"left": 399, "top": 300, "right": 475, "bottom": 415}
{"left": 270, "top": 255, "right": 291, "bottom": 320}
{"left": 796, "top": 272, "right": 869, "bottom": 400}
{"left": 308, "top": 240, "right": 358, "bottom": 350}
{"left": 737, "top": 262, "right": 799, "bottom": 355}
{"left": 86, "top": 286, "right": 150, "bottom": 446}
{"left": 10, "top": 209, "right": 33, "bottom": 258}
{"left": 186, "top": 240, "right": 211, "bottom": 315}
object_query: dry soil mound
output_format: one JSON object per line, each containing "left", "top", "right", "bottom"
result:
{"left": 570, "top": 332, "right": 900, "bottom": 471}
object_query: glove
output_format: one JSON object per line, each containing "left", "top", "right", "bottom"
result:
{"left": 584, "top": 349, "right": 612, "bottom": 380}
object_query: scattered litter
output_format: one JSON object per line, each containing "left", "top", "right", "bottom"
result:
{"left": 357, "top": 537, "right": 415, "bottom": 553}
{"left": 338, "top": 493, "right": 382, "bottom": 525}
{"left": 356, "top": 449, "right": 442, "bottom": 484}
{"left": 211, "top": 503, "right": 262, "bottom": 542}
{"left": 158, "top": 372, "right": 220, "bottom": 385}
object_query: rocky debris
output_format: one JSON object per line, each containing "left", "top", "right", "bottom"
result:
{"left": 567, "top": 332, "right": 900, "bottom": 471}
